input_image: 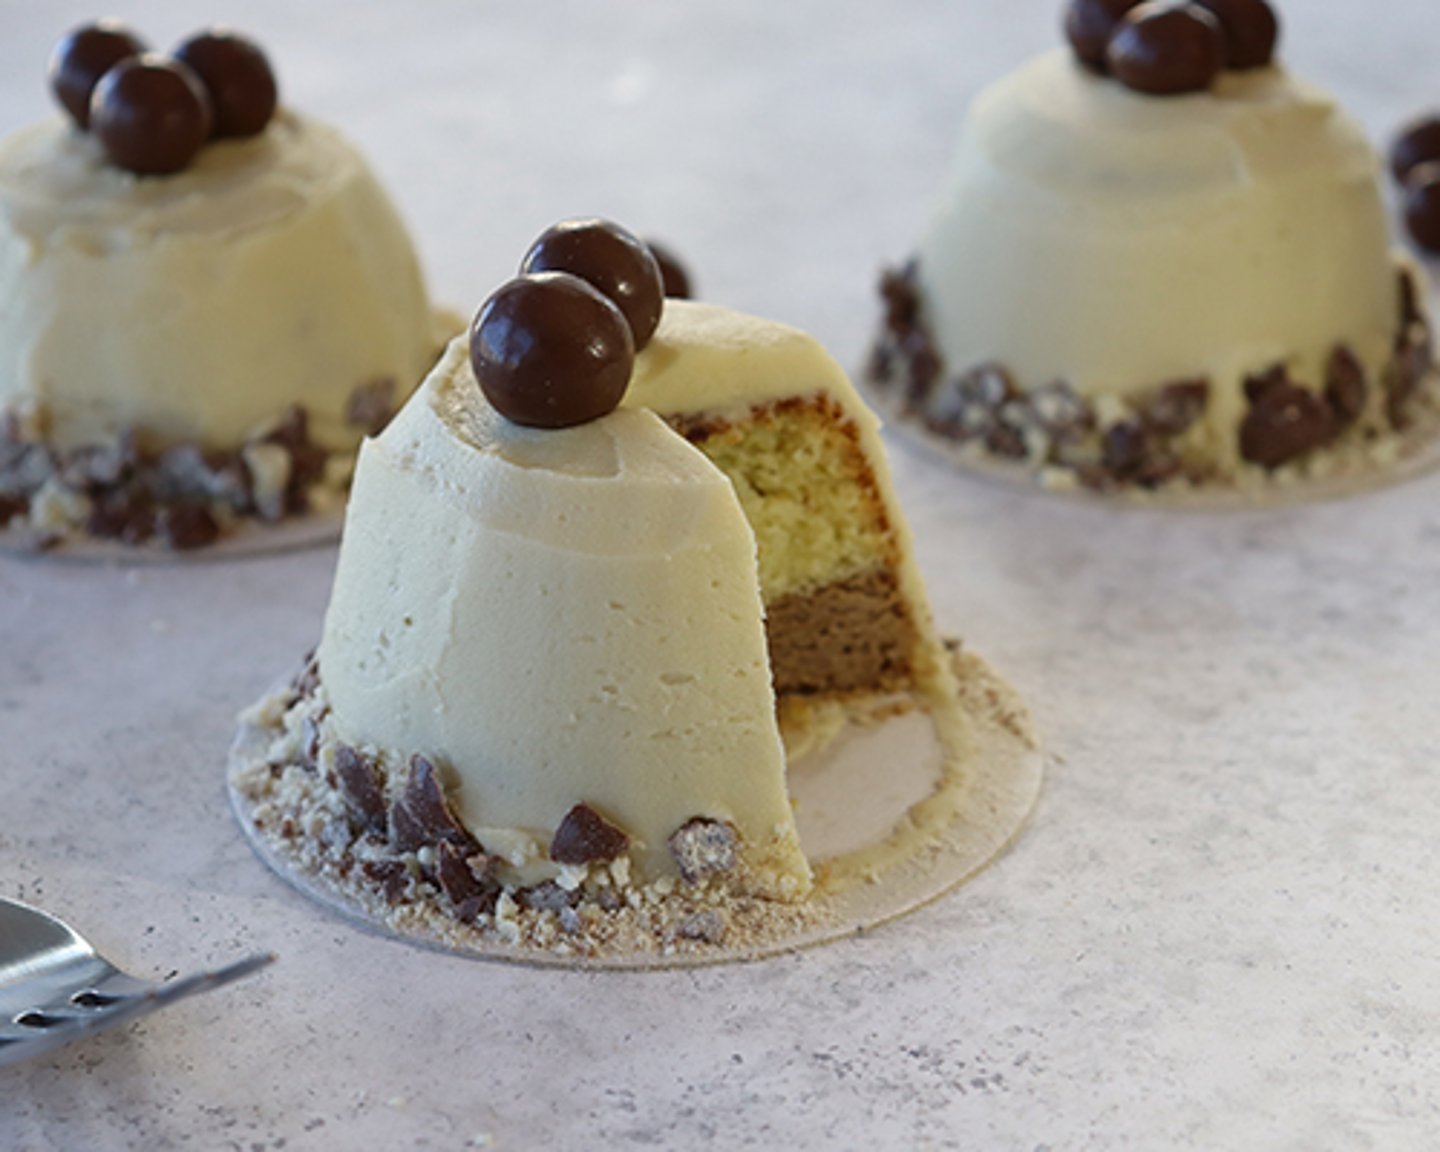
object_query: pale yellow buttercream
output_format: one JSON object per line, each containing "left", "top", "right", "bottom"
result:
{"left": 318, "top": 338, "right": 811, "bottom": 895}
{"left": 0, "top": 111, "right": 441, "bottom": 451}
{"left": 919, "top": 51, "right": 1399, "bottom": 469}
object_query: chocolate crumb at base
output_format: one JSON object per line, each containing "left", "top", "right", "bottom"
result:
{"left": 227, "top": 646, "right": 1044, "bottom": 968}
{"left": 864, "top": 260, "right": 1440, "bottom": 497}
{"left": 0, "top": 377, "right": 405, "bottom": 552}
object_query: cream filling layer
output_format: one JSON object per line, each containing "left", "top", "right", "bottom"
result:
{"left": 0, "top": 111, "right": 440, "bottom": 451}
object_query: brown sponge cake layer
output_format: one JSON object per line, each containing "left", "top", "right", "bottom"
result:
{"left": 765, "top": 567, "right": 919, "bottom": 697}
{"left": 667, "top": 395, "right": 922, "bottom": 699}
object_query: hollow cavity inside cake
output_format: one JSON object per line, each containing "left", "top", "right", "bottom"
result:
{"left": 0, "top": 25, "right": 447, "bottom": 550}
{"left": 230, "top": 265, "right": 1032, "bottom": 961}
{"left": 867, "top": 46, "right": 1437, "bottom": 494}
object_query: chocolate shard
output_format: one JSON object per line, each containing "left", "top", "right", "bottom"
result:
{"left": 1324, "top": 346, "right": 1368, "bottom": 430}
{"left": 0, "top": 494, "right": 25, "bottom": 528}
{"left": 389, "top": 754, "right": 477, "bottom": 854}
{"left": 903, "top": 332, "right": 942, "bottom": 406}
{"left": 879, "top": 262, "right": 921, "bottom": 337}
{"left": 1140, "top": 379, "right": 1210, "bottom": 437}
{"left": 1243, "top": 363, "right": 1289, "bottom": 404}
{"left": 1399, "top": 267, "right": 1423, "bottom": 330}
{"left": 57, "top": 438, "right": 135, "bottom": 492}
{"left": 1102, "top": 419, "right": 1149, "bottom": 476}
{"left": 85, "top": 486, "right": 157, "bottom": 545}
{"left": 291, "top": 651, "right": 320, "bottom": 699}
{"left": 333, "top": 743, "right": 388, "bottom": 837}
{"left": 157, "top": 503, "right": 220, "bottom": 551}
{"left": 550, "top": 803, "right": 629, "bottom": 865}
{"left": 1239, "top": 378, "right": 1334, "bottom": 468}
{"left": 258, "top": 404, "right": 329, "bottom": 507}
{"left": 345, "top": 377, "right": 398, "bottom": 436}
{"left": 360, "top": 859, "right": 409, "bottom": 904}
{"left": 434, "top": 840, "right": 499, "bottom": 915}
{"left": 668, "top": 818, "right": 739, "bottom": 884}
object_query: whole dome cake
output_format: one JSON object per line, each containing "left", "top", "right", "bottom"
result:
{"left": 230, "top": 220, "right": 1041, "bottom": 962}
{"left": 866, "top": 0, "right": 1437, "bottom": 495}
{"left": 0, "top": 22, "right": 447, "bottom": 550}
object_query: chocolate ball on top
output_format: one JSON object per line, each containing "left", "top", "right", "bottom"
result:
{"left": 49, "top": 21, "right": 148, "bottom": 130}
{"left": 1106, "top": 3, "right": 1226, "bottom": 97}
{"left": 1064, "top": 0, "right": 1143, "bottom": 74}
{"left": 1192, "top": 0, "right": 1279, "bottom": 70}
{"left": 521, "top": 218, "right": 665, "bottom": 350}
{"left": 470, "top": 273, "right": 636, "bottom": 429}
{"left": 90, "top": 55, "right": 214, "bottom": 176}
{"left": 174, "top": 29, "right": 278, "bottom": 139}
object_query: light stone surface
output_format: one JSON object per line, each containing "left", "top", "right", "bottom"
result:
{"left": 2, "top": 1, "right": 1439, "bottom": 1149}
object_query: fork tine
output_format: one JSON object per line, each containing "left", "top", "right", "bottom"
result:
{"left": 0, "top": 952, "right": 276, "bottom": 1067}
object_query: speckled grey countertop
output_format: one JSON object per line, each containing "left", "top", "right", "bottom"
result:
{"left": 3, "top": 1, "right": 1439, "bottom": 1149}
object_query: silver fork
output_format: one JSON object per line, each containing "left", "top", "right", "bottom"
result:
{"left": 0, "top": 897, "right": 274, "bottom": 1068}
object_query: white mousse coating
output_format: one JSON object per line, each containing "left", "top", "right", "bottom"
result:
{"left": 318, "top": 339, "right": 810, "bottom": 896}
{"left": 0, "top": 111, "right": 440, "bottom": 451}
{"left": 919, "top": 51, "right": 1399, "bottom": 466}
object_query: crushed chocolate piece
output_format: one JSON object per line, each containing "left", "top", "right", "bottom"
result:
{"left": 1102, "top": 420, "right": 1148, "bottom": 476}
{"left": 1400, "top": 267, "right": 1423, "bottom": 329}
{"left": 517, "top": 880, "right": 580, "bottom": 913}
{"left": 1387, "top": 342, "right": 1428, "bottom": 430}
{"left": 56, "top": 438, "right": 135, "bottom": 492}
{"left": 0, "top": 494, "right": 25, "bottom": 527}
{"left": 1324, "top": 346, "right": 1368, "bottom": 430}
{"left": 904, "top": 332, "right": 942, "bottom": 407}
{"left": 156, "top": 503, "right": 220, "bottom": 550}
{"left": 880, "top": 262, "right": 921, "bottom": 337}
{"left": 300, "top": 713, "right": 323, "bottom": 769}
{"left": 1140, "top": 380, "right": 1209, "bottom": 437}
{"left": 985, "top": 423, "right": 1028, "bottom": 459}
{"left": 866, "top": 258, "right": 1435, "bottom": 489}
{"left": 360, "top": 859, "right": 409, "bottom": 904}
{"left": 1130, "top": 449, "right": 1184, "bottom": 490}
{"left": 85, "top": 487, "right": 157, "bottom": 545}
{"left": 1244, "top": 364, "right": 1289, "bottom": 403}
{"left": 668, "top": 819, "right": 739, "bottom": 884}
{"left": 332, "top": 744, "right": 388, "bottom": 836}
{"left": 260, "top": 406, "right": 329, "bottom": 511}
{"left": 675, "top": 909, "right": 728, "bottom": 944}
{"left": 153, "top": 444, "right": 252, "bottom": 509}
{"left": 434, "top": 840, "right": 499, "bottom": 913}
{"left": 389, "top": 755, "right": 477, "bottom": 854}
{"left": 1240, "top": 373, "right": 1334, "bottom": 468}
{"left": 550, "top": 803, "right": 629, "bottom": 865}
{"left": 292, "top": 652, "right": 320, "bottom": 699}
{"left": 345, "top": 377, "right": 398, "bottom": 436}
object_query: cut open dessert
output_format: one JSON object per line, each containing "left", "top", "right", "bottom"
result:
{"left": 865, "top": 0, "right": 1438, "bottom": 497}
{"left": 230, "top": 220, "right": 1039, "bottom": 963}
{"left": 0, "top": 23, "right": 449, "bottom": 551}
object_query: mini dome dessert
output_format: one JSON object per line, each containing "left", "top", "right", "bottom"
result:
{"left": 230, "top": 220, "right": 1039, "bottom": 961}
{"left": 866, "top": 0, "right": 1436, "bottom": 495}
{"left": 0, "top": 22, "right": 447, "bottom": 550}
